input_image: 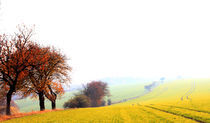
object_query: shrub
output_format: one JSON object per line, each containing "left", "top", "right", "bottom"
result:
{"left": 107, "top": 99, "right": 111, "bottom": 105}
{"left": 101, "top": 100, "right": 106, "bottom": 106}
{"left": 63, "top": 95, "right": 90, "bottom": 109}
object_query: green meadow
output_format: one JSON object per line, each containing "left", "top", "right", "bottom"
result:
{"left": 15, "top": 82, "right": 146, "bottom": 112}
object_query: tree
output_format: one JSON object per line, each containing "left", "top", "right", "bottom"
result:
{"left": 44, "top": 82, "right": 65, "bottom": 110}
{"left": 82, "top": 81, "right": 109, "bottom": 107}
{"left": 44, "top": 85, "right": 59, "bottom": 110}
{"left": 0, "top": 83, "right": 7, "bottom": 104}
{"left": 101, "top": 100, "right": 106, "bottom": 106}
{"left": 63, "top": 94, "right": 90, "bottom": 108}
{"left": 0, "top": 25, "right": 46, "bottom": 115}
{"left": 160, "top": 77, "right": 165, "bottom": 83}
{"left": 21, "top": 47, "right": 71, "bottom": 111}
{"left": 0, "top": 86, "right": 19, "bottom": 115}
{"left": 17, "top": 44, "right": 51, "bottom": 111}
{"left": 43, "top": 49, "right": 71, "bottom": 110}
{"left": 144, "top": 81, "right": 157, "bottom": 91}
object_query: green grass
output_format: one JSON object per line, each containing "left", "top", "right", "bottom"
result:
{"left": 108, "top": 82, "right": 145, "bottom": 102}
{"left": 15, "top": 82, "right": 146, "bottom": 112}
{"left": 15, "top": 91, "right": 76, "bottom": 112}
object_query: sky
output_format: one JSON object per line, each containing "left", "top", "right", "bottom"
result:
{"left": 0, "top": 0, "right": 210, "bottom": 83}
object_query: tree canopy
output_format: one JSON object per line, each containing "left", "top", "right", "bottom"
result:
{"left": 82, "top": 81, "right": 109, "bottom": 107}
{"left": 0, "top": 25, "right": 71, "bottom": 115}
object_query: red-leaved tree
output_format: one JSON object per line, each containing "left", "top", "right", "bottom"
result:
{"left": 21, "top": 47, "right": 71, "bottom": 111}
{"left": 82, "top": 81, "right": 109, "bottom": 107}
{"left": 0, "top": 25, "right": 48, "bottom": 115}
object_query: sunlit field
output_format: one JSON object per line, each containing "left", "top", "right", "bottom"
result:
{"left": 3, "top": 79, "right": 210, "bottom": 123}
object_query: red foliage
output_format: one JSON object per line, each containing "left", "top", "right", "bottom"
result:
{"left": 83, "top": 81, "right": 109, "bottom": 107}
{"left": 0, "top": 25, "right": 71, "bottom": 114}
{"left": 0, "top": 25, "right": 40, "bottom": 115}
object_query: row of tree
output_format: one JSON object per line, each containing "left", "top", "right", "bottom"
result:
{"left": 64, "top": 81, "right": 111, "bottom": 109}
{"left": 0, "top": 25, "right": 71, "bottom": 115}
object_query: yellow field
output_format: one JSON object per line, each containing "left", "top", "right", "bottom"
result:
{"left": 3, "top": 78, "right": 210, "bottom": 123}
{"left": 2, "top": 106, "right": 199, "bottom": 123}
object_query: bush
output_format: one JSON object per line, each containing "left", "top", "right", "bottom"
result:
{"left": 107, "top": 99, "right": 111, "bottom": 105}
{"left": 63, "top": 95, "right": 90, "bottom": 109}
{"left": 101, "top": 100, "right": 106, "bottom": 106}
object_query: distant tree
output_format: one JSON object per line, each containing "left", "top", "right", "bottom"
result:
{"left": 160, "top": 77, "right": 165, "bottom": 83}
{"left": 107, "top": 99, "right": 111, "bottom": 105}
{"left": 63, "top": 94, "right": 90, "bottom": 108}
{"left": 101, "top": 100, "right": 106, "bottom": 106}
{"left": 144, "top": 81, "right": 157, "bottom": 91}
{"left": 82, "top": 81, "right": 109, "bottom": 107}
{"left": 144, "top": 85, "right": 151, "bottom": 91}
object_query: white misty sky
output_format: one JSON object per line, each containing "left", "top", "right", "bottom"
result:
{"left": 0, "top": 0, "right": 210, "bottom": 83}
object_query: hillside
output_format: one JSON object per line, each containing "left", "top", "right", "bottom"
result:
{"left": 118, "top": 78, "right": 210, "bottom": 109}
{"left": 3, "top": 78, "right": 210, "bottom": 123}
{"left": 15, "top": 78, "right": 149, "bottom": 112}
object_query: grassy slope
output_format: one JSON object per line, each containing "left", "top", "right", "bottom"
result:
{"left": 117, "top": 79, "right": 210, "bottom": 110}
{"left": 15, "top": 82, "right": 145, "bottom": 112}
{"left": 4, "top": 78, "right": 210, "bottom": 123}
{"left": 15, "top": 91, "right": 76, "bottom": 112}
{"left": 108, "top": 83, "right": 145, "bottom": 102}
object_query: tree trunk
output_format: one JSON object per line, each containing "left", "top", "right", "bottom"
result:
{"left": 6, "top": 89, "right": 13, "bottom": 115}
{"left": 51, "top": 93, "right": 56, "bottom": 110}
{"left": 38, "top": 92, "right": 45, "bottom": 111}
{"left": 51, "top": 100, "right": 56, "bottom": 110}
{"left": 91, "top": 99, "right": 98, "bottom": 107}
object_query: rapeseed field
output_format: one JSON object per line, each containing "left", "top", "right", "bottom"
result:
{"left": 3, "top": 79, "right": 210, "bottom": 123}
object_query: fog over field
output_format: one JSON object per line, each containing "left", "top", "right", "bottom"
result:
{"left": 0, "top": 0, "right": 210, "bottom": 85}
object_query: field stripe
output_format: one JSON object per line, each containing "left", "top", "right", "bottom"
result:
{"left": 145, "top": 105, "right": 205, "bottom": 123}
{"left": 161, "top": 105, "right": 210, "bottom": 114}
{"left": 181, "top": 81, "right": 195, "bottom": 101}
{"left": 139, "top": 107, "right": 173, "bottom": 123}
